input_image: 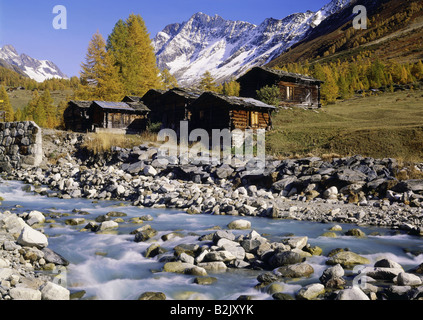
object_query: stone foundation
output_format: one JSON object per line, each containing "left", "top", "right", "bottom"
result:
{"left": 0, "top": 121, "right": 42, "bottom": 172}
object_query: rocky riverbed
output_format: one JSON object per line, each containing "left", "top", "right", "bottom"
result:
{"left": 1, "top": 130, "right": 423, "bottom": 300}
{"left": 0, "top": 210, "right": 71, "bottom": 300}
{"left": 4, "top": 131, "right": 423, "bottom": 233}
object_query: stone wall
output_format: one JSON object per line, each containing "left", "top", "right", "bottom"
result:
{"left": 0, "top": 121, "right": 43, "bottom": 172}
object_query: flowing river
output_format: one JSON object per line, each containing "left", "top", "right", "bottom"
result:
{"left": 1, "top": 179, "right": 423, "bottom": 300}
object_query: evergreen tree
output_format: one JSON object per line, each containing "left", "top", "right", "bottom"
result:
{"left": 41, "top": 90, "right": 57, "bottom": 128}
{"left": 56, "top": 100, "right": 68, "bottom": 129}
{"left": 22, "top": 91, "right": 39, "bottom": 122}
{"left": 106, "top": 19, "right": 129, "bottom": 75}
{"left": 320, "top": 65, "right": 339, "bottom": 104}
{"left": 77, "top": 31, "right": 123, "bottom": 101}
{"left": 0, "top": 86, "right": 14, "bottom": 122}
{"left": 338, "top": 74, "right": 352, "bottom": 99}
{"left": 160, "top": 68, "right": 178, "bottom": 90}
{"left": 221, "top": 80, "right": 240, "bottom": 97}
{"left": 107, "top": 14, "right": 161, "bottom": 96}
{"left": 256, "top": 85, "right": 281, "bottom": 107}
{"left": 411, "top": 60, "right": 423, "bottom": 81}
{"left": 24, "top": 91, "right": 47, "bottom": 127}
{"left": 14, "top": 108, "right": 22, "bottom": 122}
{"left": 21, "top": 90, "right": 55, "bottom": 128}
{"left": 199, "top": 71, "right": 218, "bottom": 92}
{"left": 367, "top": 59, "right": 386, "bottom": 88}
{"left": 400, "top": 65, "right": 410, "bottom": 85}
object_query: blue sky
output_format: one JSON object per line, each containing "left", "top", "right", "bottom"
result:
{"left": 0, "top": 0, "right": 329, "bottom": 78}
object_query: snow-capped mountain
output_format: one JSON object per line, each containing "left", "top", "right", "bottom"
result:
{"left": 0, "top": 45, "right": 67, "bottom": 82}
{"left": 153, "top": 0, "right": 351, "bottom": 85}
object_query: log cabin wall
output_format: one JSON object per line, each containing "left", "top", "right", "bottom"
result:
{"left": 105, "top": 112, "right": 145, "bottom": 129}
{"left": 63, "top": 101, "right": 92, "bottom": 132}
{"left": 238, "top": 68, "right": 274, "bottom": 99}
{"left": 277, "top": 81, "right": 320, "bottom": 108}
{"left": 189, "top": 95, "right": 272, "bottom": 133}
{"left": 189, "top": 100, "right": 231, "bottom": 132}
{"left": 237, "top": 67, "right": 323, "bottom": 109}
{"left": 141, "top": 90, "right": 166, "bottom": 124}
{"left": 150, "top": 89, "right": 201, "bottom": 131}
{"left": 155, "top": 98, "right": 187, "bottom": 130}
{"left": 230, "top": 109, "right": 271, "bottom": 130}
{"left": 90, "top": 105, "right": 145, "bottom": 130}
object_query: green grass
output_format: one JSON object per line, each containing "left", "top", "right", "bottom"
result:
{"left": 7, "top": 89, "right": 73, "bottom": 111}
{"left": 266, "top": 88, "right": 423, "bottom": 162}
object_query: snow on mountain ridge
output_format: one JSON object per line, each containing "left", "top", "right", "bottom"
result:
{"left": 153, "top": 0, "right": 351, "bottom": 85}
{"left": 0, "top": 45, "right": 67, "bottom": 82}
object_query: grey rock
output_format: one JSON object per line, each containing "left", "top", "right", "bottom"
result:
{"left": 41, "top": 248, "right": 69, "bottom": 266}
{"left": 10, "top": 287, "right": 41, "bottom": 300}
{"left": 359, "top": 267, "right": 403, "bottom": 281}
{"left": 17, "top": 226, "right": 48, "bottom": 248}
{"left": 138, "top": 292, "right": 166, "bottom": 300}
{"left": 396, "top": 272, "right": 422, "bottom": 286}
{"left": 326, "top": 251, "right": 370, "bottom": 268}
{"left": 215, "top": 164, "right": 234, "bottom": 179}
{"left": 283, "top": 236, "right": 308, "bottom": 250}
{"left": 197, "top": 261, "right": 227, "bottom": 272}
{"left": 143, "top": 165, "right": 157, "bottom": 177}
{"left": 276, "top": 263, "right": 314, "bottom": 278}
{"left": 296, "top": 283, "right": 325, "bottom": 300}
{"left": 240, "top": 239, "right": 262, "bottom": 253}
{"left": 320, "top": 264, "right": 345, "bottom": 284}
{"left": 374, "top": 259, "right": 403, "bottom": 270}
{"left": 40, "top": 282, "right": 70, "bottom": 300}
{"left": 269, "top": 251, "right": 304, "bottom": 268}
{"left": 213, "top": 230, "right": 235, "bottom": 244}
{"left": 336, "top": 287, "right": 370, "bottom": 300}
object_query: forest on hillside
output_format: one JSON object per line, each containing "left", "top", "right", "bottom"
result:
{"left": 276, "top": 54, "right": 423, "bottom": 105}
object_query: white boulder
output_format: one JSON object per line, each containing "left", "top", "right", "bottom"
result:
{"left": 17, "top": 226, "right": 48, "bottom": 248}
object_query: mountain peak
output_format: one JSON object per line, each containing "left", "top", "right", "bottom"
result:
{"left": 189, "top": 12, "right": 226, "bottom": 25}
{"left": 153, "top": 0, "right": 352, "bottom": 85}
{"left": 0, "top": 45, "right": 67, "bottom": 82}
{"left": 1, "top": 44, "right": 18, "bottom": 56}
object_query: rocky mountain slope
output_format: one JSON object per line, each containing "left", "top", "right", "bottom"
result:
{"left": 0, "top": 45, "right": 67, "bottom": 82}
{"left": 267, "top": 0, "right": 423, "bottom": 67}
{"left": 153, "top": 0, "right": 351, "bottom": 85}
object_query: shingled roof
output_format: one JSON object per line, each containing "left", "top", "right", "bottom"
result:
{"left": 239, "top": 66, "right": 324, "bottom": 85}
{"left": 122, "top": 96, "right": 143, "bottom": 103}
{"left": 126, "top": 102, "right": 151, "bottom": 113}
{"left": 164, "top": 87, "right": 204, "bottom": 100}
{"left": 190, "top": 91, "right": 276, "bottom": 110}
{"left": 68, "top": 100, "right": 92, "bottom": 109}
{"left": 92, "top": 101, "right": 149, "bottom": 113}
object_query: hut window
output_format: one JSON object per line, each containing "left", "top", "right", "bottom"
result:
{"left": 250, "top": 111, "right": 259, "bottom": 127}
{"left": 286, "top": 86, "right": 294, "bottom": 100}
{"left": 199, "top": 110, "right": 205, "bottom": 120}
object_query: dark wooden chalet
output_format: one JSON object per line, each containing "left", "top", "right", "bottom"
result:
{"left": 90, "top": 101, "right": 150, "bottom": 133}
{"left": 188, "top": 92, "right": 275, "bottom": 134}
{"left": 146, "top": 88, "right": 203, "bottom": 132}
{"left": 64, "top": 99, "right": 150, "bottom": 133}
{"left": 237, "top": 67, "right": 324, "bottom": 109}
{"left": 63, "top": 100, "right": 92, "bottom": 132}
{"left": 140, "top": 89, "right": 166, "bottom": 124}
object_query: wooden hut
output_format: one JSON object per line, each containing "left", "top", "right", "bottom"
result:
{"left": 90, "top": 101, "right": 150, "bottom": 133}
{"left": 188, "top": 92, "right": 275, "bottom": 133}
{"left": 237, "top": 67, "right": 324, "bottom": 109}
{"left": 63, "top": 100, "right": 92, "bottom": 132}
{"left": 140, "top": 89, "right": 166, "bottom": 124}
{"left": 147, "top": 88, "right": 203, "bottom": 132}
